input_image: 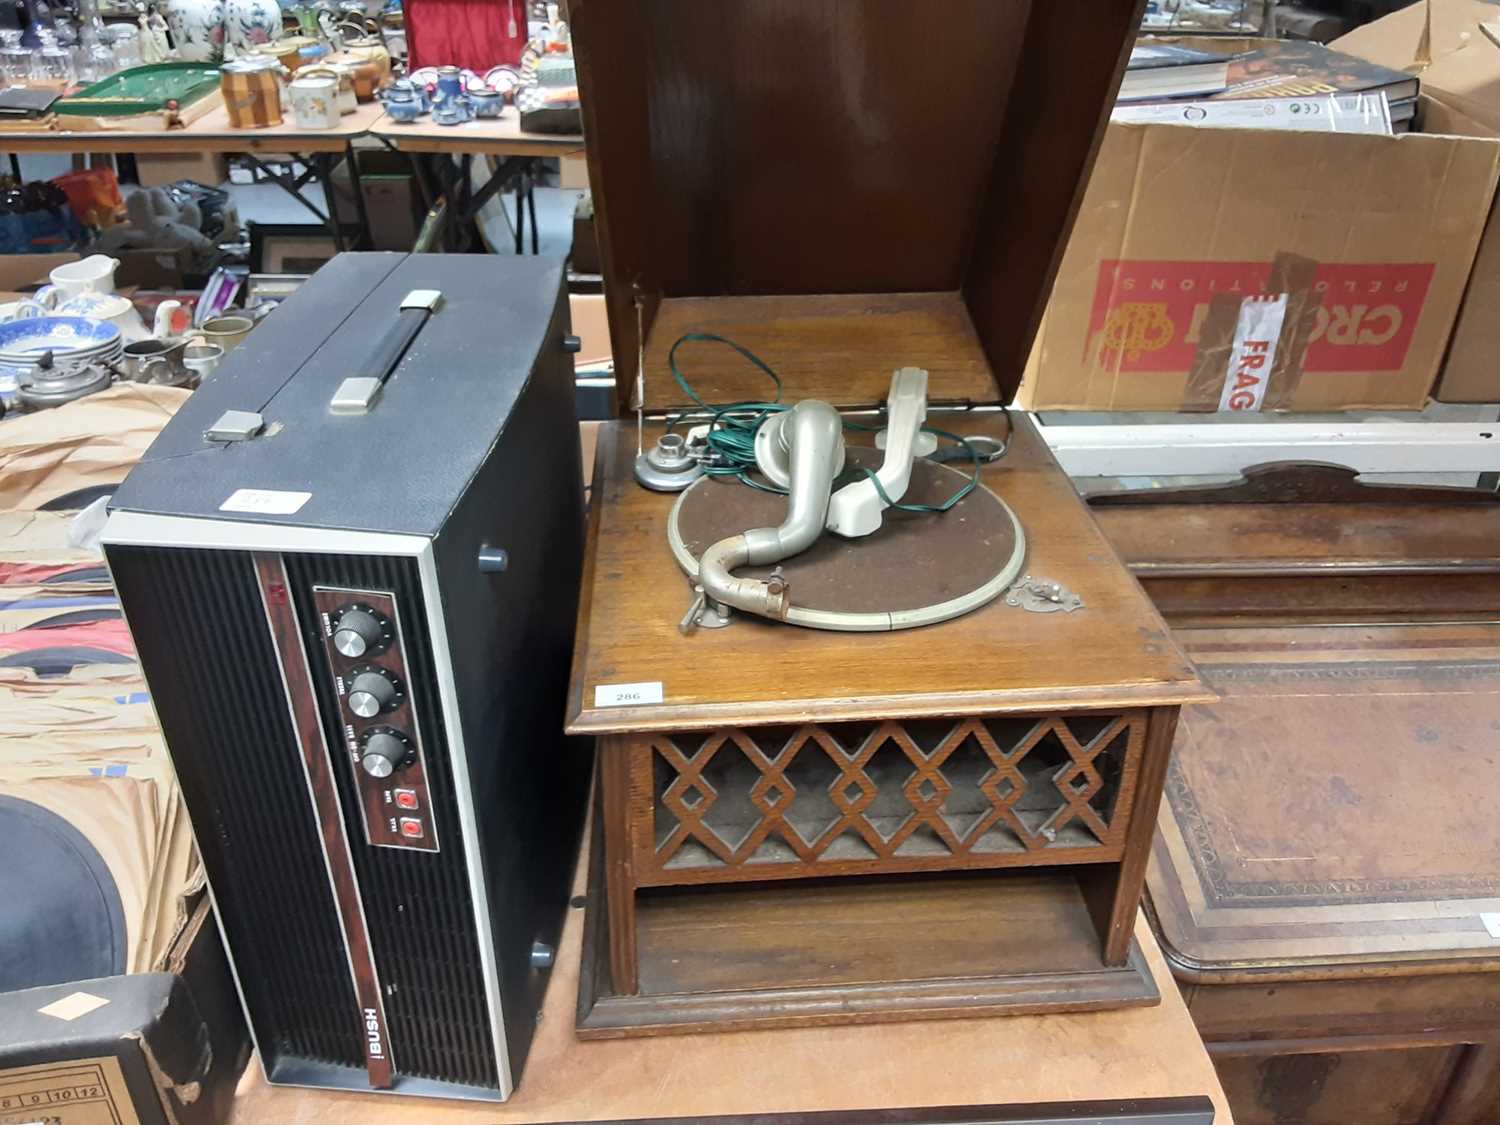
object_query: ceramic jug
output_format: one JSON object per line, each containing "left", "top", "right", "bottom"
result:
{"left": 49, "top": 254, "right": 119, "bottom": 298}
{"left": 121, "top": 337, "right": 191, "bottom": 385}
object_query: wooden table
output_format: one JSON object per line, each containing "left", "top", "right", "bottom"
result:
{"left": 0, "top": 103, "right": 577, "bottom": 252}
{"left": 368, "top": 111, "right": 583, "bottom": 158}
{"left": 0, "top": 104, "right": 575, "bottom": 157}
{"left": 0, "top": 101, "right": 384, "bottom": 155}
{"left": 0, "top": 102, "right": 388, "bottom": 250}
{"left": 227, "top": 815, "right": 1232, "bottom": 1124}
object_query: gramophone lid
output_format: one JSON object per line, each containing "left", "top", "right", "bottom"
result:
{"left": 569, "top": 0, "right": 1141, "bottom": 416}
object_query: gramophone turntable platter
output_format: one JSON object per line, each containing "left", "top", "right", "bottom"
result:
{"left": 668, "top": 446, "right": 1025, "bottom": 631}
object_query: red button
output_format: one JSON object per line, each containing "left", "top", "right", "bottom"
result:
{"left": 393, "top": 789, "right": 419, "bottom": 811}
{"left": 398, "top": 818, "right": 424, "bottom": 839}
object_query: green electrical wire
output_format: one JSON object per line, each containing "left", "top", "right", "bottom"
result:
{"left": 667, "top": 332, "right": 789, "bottom": 487}
{"left": 665, "top": 333, "right": 991, "bottom": 509}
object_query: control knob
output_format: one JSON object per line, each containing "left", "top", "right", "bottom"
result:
{"left": 332, "top": 606, "right": 388, "bottom": 658}
{"left": 347, "top": 668, "right": 400, "bottom": 718}
{"left": 360, "top": 729, "right": 410, "bottom": 779}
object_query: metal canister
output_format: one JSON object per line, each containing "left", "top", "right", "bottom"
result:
{"left": 300, "top": 63, "right": 358, "bottom": 115}
{"left": 288, "top": 72, "right": 341, "bottom": 130}
{"left": 221, "top": 55, "right": 286, "bottom": 129}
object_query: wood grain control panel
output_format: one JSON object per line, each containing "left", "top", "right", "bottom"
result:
{"left": 313, "top": 586, "right": 439, "bottom": 852}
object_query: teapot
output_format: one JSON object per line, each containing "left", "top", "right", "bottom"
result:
{"left": 379, "top": 78, "right": 429, "bottom": 121}
{"left": 24, "top": 293, "right": 184, "bottom": 344}
{"left": 16, "top": 357, "right": 114, "bottom": 410}
{"left": 340, "top": 34, "right": 391, "bottom": 81}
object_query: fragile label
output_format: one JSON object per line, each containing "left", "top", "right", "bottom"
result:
{"left": 594, "top": 681, "right": 664, "bottom": 708}
{"left": 1481, "top": 913, "right": 1500, "bottom": 940}
{"left": 1218, "top": 294, "right": 1288, "bottom": 412}
{"left": 1088, "top": 259, "right": 1435, "bottom": 374}
{"left": 220, "top": 488, "right": 312, "bottom": 515}
{"left": 36, "top": 992, "right": 108, "bottom": 1022}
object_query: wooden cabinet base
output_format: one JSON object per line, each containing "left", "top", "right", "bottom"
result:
{"left": 576, "top": 826, "right": 1159, "bottom": 1038}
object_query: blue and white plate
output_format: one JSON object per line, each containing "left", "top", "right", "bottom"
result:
{"left": 0, "top": 363, "right": 21, "bottom": 407}
{"left": 0, "top": 316, "right": 121, "bottom": 359}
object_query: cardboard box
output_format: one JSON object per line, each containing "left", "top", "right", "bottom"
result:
{"left": 580, "top": 420, "right": 601, "bottom": 488}
{"left": 1017, "top": 121, "right": 1500, "bottom": 411}
{"left": 0, "top": 252, "right": 78, "bottom": 292}
{"left": 362, "top": 178, "right": 420, "bottom": 250}
{"left": 0, "top": 248, "right": 201, "bottom": 294}
{"left": 568, "top": 293, "right": 612, "bottom": 368}
{"left": 560, "top": 153, "right": 591, "bottom": 190}
{"left": 0, "top": 900, "right": 249, "bottom": 1125}
{"left": 113, "top": 246, "right": 199, "bottom": 290}
{"left": 345, "top": 150, "right": 423, "bottom": 250}
{"left": 1430, "top": 101, "right": 1500, "bottom": 402}
{"left": 1334, "top": 0, "right": 1500, "bottom": 403}
{"left": 572, "top": 211, "right": 599, "bottom": 274}
{"left": 134, "top": 152, "right": 229, "bottom": 189}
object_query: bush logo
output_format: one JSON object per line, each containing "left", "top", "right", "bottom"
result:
{"left": 364, "top": 1007, "right": 385, "bottom": 1060}
{"left": 1088, "top": 259, "right": 1435, "bottom": 372}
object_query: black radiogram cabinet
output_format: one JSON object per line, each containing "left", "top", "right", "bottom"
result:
{"left": 103, "top": 253, "right": 592, "bottom": 1102}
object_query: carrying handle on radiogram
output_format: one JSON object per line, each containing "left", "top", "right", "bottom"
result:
{"left": 329, "top": 289, "right": 443, "bottom": 415}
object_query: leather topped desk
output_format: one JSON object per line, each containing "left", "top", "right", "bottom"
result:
{"left": 1091, "top": 466, "right": 1500, "bottom": 1125}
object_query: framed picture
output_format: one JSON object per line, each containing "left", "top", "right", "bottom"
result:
{"left": 248, "top": 223, "right": 338, "bottom": 275}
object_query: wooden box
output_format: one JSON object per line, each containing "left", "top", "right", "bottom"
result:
{"left": 1090, "top": 467, "right": 1500, "bottom": 1125}
{"left": 566, "top": 0, "right": 1209, "bottom": 1038}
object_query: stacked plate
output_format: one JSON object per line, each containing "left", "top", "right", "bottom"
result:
{"left": 0, "top": 317, "right": 125, "bottom": 369}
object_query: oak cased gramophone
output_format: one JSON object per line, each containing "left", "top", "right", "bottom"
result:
{"left": 566, "top": 0, "right": 1209, "bottom": 1038}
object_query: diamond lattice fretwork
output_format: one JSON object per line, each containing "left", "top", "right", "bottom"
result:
{"left": 642, "top": 713, "right": 1139, "bottom": 879}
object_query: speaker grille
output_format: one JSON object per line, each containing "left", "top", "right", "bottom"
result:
{"left": 109, "top": 546, "right": 499, "bottom": 1090}
{"left": 109, "top": 546, "right": 364, "bottom": 1074}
